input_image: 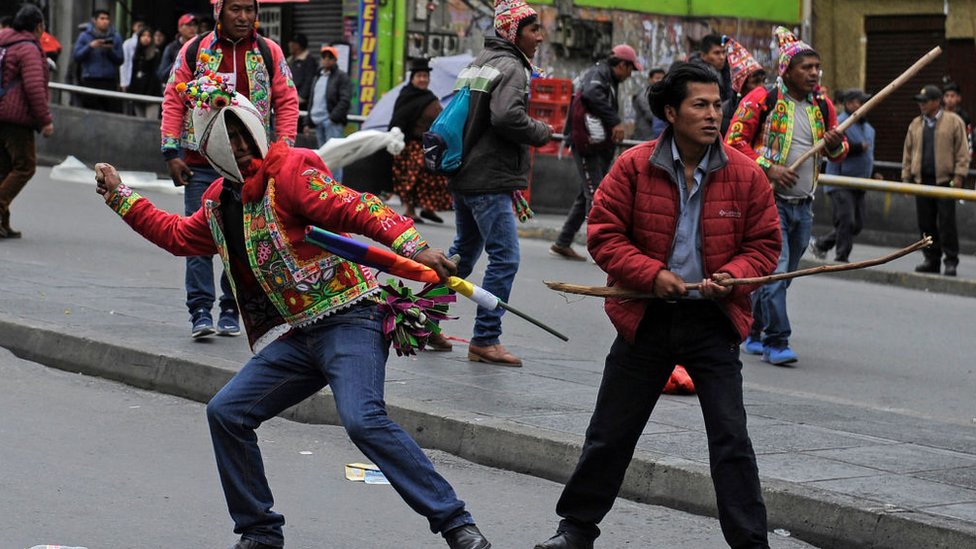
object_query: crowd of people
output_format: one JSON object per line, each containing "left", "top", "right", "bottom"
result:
{"left": 2, "top": 0, "right": 974, "bottom": 547}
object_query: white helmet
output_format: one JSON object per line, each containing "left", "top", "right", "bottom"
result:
{"left": 182, "top": 74, "right": 269, "bottom": 184}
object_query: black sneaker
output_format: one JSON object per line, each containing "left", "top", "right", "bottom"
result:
{"left": 217, "top": 309, "right": 241, "bottom": 336}
{"left": 807, "top": 237, "right": 826, "bottom": 260}
{"left": 191, "top": 308, "right": 215, "bottom": 339}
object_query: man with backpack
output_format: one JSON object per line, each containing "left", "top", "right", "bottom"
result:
{"left": 446, "top": 0, "right": 552, "bottom": 367}
{"left": 549, "top": 44, "right": 639, "bottom": 261}
{"left": 726, "top": 26, "right": 848, "bottom": 366}
{"left": 0, "top": 4, "right": 53, "bottom": 239}
{"left": 160, "top": 0, "right": 298, "bottom": 339}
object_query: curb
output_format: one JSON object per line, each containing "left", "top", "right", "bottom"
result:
{"left": 2, "top": 316, "right": 975, "bottom": 549}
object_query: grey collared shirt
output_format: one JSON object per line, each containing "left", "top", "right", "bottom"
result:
{"left": 668, "top": 139, "right": 709, "bottom": 299}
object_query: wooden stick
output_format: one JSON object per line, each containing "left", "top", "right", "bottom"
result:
{"left": 544, "top": 237, "right": 932, "bottom": 300}
{"left": 787, "top": 46, "right": 942, "bottom": 171}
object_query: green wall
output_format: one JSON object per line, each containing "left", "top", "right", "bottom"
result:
{"left": 533, "top": 0, "right": 801, "bottom": 23}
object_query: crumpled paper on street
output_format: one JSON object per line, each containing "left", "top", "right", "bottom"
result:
{"left": 316, "top": 127, "right": 405, "bottom": 170}
{"left": 50, "top": 155, "right": 182, "bottom": 194}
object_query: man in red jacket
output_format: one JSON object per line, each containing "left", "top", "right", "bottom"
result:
{"left": 0, "top": 4, "right": 53, "bottom": 238}
{"left": 535, "top": 63, "right": 781, "bottom": 549}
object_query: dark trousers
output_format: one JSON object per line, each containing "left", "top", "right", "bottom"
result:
{"left": 555, "top": 300, "right": 769, "bottom": 549}
{"left": 0, "top": 123, "right": 36, "bottom": 228}
{"left": 816, "top": 189, "right": 865, "bottom": 262}
{"left": 916, "top": 180, "right": 958, "bottom": 267}
{"left": 79, "top": 77, "right": 121, "bottom": 113}
{"left": 555, "top": 147, "right": 614, "bottom": 247}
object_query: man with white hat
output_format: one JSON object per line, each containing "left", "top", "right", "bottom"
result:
{"left": 96, "top": 76, "right": 490, "bottom": 549}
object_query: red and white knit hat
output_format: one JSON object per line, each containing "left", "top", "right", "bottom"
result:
{"left": 726, "top": 37, "right": 763, "bottom": 93}
{"left": 494, "top": 0, "right": 537, "bottom": 43}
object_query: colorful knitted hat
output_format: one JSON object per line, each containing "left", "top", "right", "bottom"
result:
{"left": 775, "top": 26, "right": 816, "bottom": 76}
{"left": 494, "top": 0, "right": 537, "bottom": 43}
{"left": 213, "top": 0, "right": 260, "bottom": 29}
{"left": 726, "top": 37, "right": 763, "bottom": 93}
{"left": 177, "top": 68, "right": 268, "bottom": 184}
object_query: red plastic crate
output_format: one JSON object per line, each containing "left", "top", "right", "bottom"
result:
{"left": 528, "top": 100, "right": 570, "bottom": 130}
{"left": 531, "top": 78, "right": 573, "bottom": 102}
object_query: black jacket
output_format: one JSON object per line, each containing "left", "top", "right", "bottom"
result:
{"left": 306, "top": 65, "right": 352, "bottom": 126}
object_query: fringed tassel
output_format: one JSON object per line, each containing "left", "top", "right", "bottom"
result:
{"left": 512, "top": 190, "right": 534, "bottom": 223}
{"left": 378, "top": 280, "right": 457, "bottom": 356}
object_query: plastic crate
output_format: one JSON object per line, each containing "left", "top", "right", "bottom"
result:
{"left": 531, "top": 78, "right": 573, "bottom": 102}
{"left": 528, "top": 100, "right": 570, "bottom": 130}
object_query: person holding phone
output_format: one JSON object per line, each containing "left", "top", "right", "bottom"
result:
{"left": 71, "top": 9, "right": 123, "bottom": 112}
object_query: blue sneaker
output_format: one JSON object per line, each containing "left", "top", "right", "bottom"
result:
{"left": 191, "top": 308, "right": 215, "bottom": 339}
{"left": 743, "top": 336, "right": 764, "bottom": 355}
{"left": 217, "top": 309, "right": 241, "bottom": 336}
{"left": 762, "top": 345, "right": 798, "bottom": 366}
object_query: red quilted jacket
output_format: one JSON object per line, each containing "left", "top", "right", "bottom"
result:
{"left": 0, "top": 29, "right": 51, "bottom": 130}
{"left": 587, "top": 131, "right": 781, "bottom": 343}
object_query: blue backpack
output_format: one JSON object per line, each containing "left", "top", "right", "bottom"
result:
{"left": 423, "top": 85, "right": 471, "bottom": 175}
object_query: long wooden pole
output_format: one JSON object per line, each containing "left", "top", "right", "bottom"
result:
{"left": 543, "top": 237, "right": 932, "bottom": 300}
{"left": 787, "top": 46, "right": 942, "bottom": 171}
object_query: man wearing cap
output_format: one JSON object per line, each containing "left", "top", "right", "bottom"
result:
{"left": 901, "top": 84, "right": 969, "bottom": 277}
{"left": 810, "top": 89, "right": 875, "bottom": 263}
{"left": 447, "top": 0, "right": 552, "bottom": 366}
{"left": 726, "top": 26, "right": 847, "bottom": 365}
{"left": 160, "top": 0, "right": 298, "bottom": 339}
{"left": 157, "top": 14, "right": 198, "bottom": 89}
{"left": 550, "top": 43, "right": 640, "bottom": 261}
{"left": 941, "top": 81, "right": 973, "bottom": 156}
{"left": 721, "top": 37, "right": 765, "bottom": 136}
{"left": 96, "top": 75, "right": 491, "bottom": 549}
{"left": 305, "top": 44, "right": 351, "bottom": 180}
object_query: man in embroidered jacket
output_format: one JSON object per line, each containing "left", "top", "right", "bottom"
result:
{"left": 160, "top": 0, "right": 299, "bottom": 339}
{"left": 95, "top": 91, "right": 490, "bottom": 549}
{"left": 725, "top": 26, "right": 848, "bottom": 366}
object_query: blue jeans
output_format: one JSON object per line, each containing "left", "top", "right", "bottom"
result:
{"left": 315, "top": 119, "right": 345, "bottom": 181}
{"left": 184, "top": 164, "right": 236, "bottom": 317}
{"left": 206, "top": 304, "right": 473, "bottom": 545}
{"left": 750, "top": 198, "right": 813, "bottom": 349}
{"left": 448, "top": 192, "right": 520, "bottom": 347}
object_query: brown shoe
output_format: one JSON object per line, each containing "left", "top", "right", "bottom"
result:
{"left": 425, "top": 332, "right": 454, "bottom": 352}
{"left": 468, "top": 343, "right": 522, "bottom": 367}
{"left": 549, "top": 244, "right": 586, "bottom": 261}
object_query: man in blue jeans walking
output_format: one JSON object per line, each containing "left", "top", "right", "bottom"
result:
{"left": 96, "top": 84, "right": 490, "bottom": 549}
{"left": 726, "top": 27, "right": 848, "bottom": 365}
{"left": 447, "top": 0, "right": 552, "bottom": 366}
{"left": 160, "top": 0, "right": 299, "bottom": 339}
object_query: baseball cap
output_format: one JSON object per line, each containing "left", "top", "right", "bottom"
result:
{"left": 845, "top": 88, "right": 870, "bottom": 103}
{"left": 914, "top": 84, "right": 943, "bottom": 103}
{"left": 320, "top": 45, "right": 339, "bottom": 59}
{"left": 611, "top": 44, "right": 643, "bottom": 71}
{"left": 178, "top": 13, "right": 197, "bottom": 27}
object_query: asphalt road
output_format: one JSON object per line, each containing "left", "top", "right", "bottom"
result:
{"left": 0, "top": 348, "right": 817, "bottom": 548}
{"left": 12, "top": 167, "right": 971, "bottom": 426}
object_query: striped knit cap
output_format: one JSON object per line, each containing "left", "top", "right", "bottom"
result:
{"left": 726, "top": 37, "right": 763, "bottom": 93}
{"left": 494, "top": 0, "right": 537, "bottom": 43}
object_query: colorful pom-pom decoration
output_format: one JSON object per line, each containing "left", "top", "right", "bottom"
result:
{"left": 177, "top": 68, "right": 238, "bottom": 112}
{"left": 378, "top": 280, "right": 456, "bottom": 356}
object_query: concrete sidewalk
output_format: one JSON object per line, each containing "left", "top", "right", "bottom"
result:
{"left": 1, "top": 198, "right": 975, "bottom": 549}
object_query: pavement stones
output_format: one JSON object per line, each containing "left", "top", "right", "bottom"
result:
{"left": 2, "top": 181, "right": 976, "bottom": 548}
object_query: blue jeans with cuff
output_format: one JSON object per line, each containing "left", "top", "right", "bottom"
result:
{"left": 449, "top": 192, "right": 520, "bottom": 347}
{"left": 183, "top": 164, "right": 236, "bottom": 318}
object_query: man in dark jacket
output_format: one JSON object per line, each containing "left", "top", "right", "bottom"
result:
{"left": 535, "top": 62, "right": 781, "bottom": 549}
{"left": 305, "top": 45, "right": 351, "bottom": 179}
{"left": 550, "top": 43, "right": 639, "bottom": 261}
{"left": 71, "top": 9, "right": 123, "bottom": 112}
{"left": 156, "top": 13, "right": 198, "bottom": 90}
{"left": 286, "top": 33, "right": 318, "bottom": 111}
{"left": 447, "top": 0, "right": 552, "bottom": 367}
{"left": 631, "top": 67, "right": 665, "bottom": 141}
{"left": 0, "top": 4, "right": 53, "bottom": 238}
{"left": 690, "top": 33, "right": 732, "bottom": 103}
